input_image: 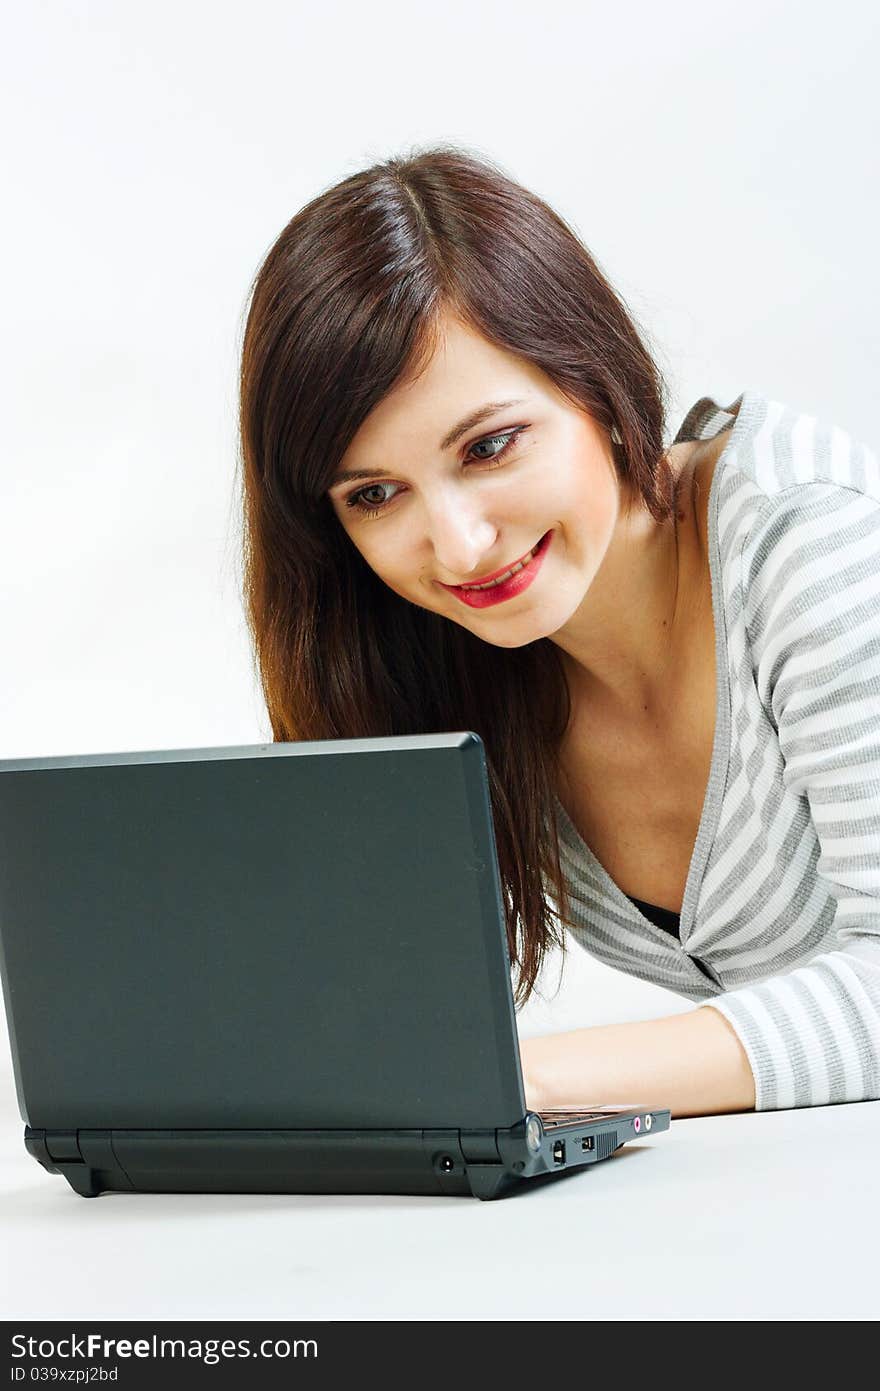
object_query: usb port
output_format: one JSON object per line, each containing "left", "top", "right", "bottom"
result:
{"left": 552, "top": 1140, "right": 565, "bottom": 1165}
{"left": 581, "top": 1136, "right": 594, "bottom": 1152}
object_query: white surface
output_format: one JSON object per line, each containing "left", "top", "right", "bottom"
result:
{"left": 1, "top": 945, "right": 876, "bottom": 1322}
{"left": 1, "top": 1080, "right": 877, "bottom": 1322}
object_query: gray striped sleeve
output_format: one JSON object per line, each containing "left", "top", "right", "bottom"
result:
{"left": 701, "top": 480, "right": 880, "bottom": 1109}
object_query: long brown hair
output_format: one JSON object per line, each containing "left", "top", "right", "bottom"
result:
{"left": 237, "top": 143, "right": 676, "bottom": 1008}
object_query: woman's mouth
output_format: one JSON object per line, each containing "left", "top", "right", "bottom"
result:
{"left": 440, "top": 530, "right": 553, "bottom": 609}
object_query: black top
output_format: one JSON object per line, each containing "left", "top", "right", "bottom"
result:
{"left": 625, "top": 894, "right": 681, "bottom": 938}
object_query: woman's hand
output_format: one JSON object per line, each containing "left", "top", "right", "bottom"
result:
{"left": 518, "top": 1035, "right": 548, "bottom": 1113}
{"left": 519, "top": 1012, "right": 757, "bottom": 1119}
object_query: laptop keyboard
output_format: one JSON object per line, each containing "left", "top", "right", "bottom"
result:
{"left": 537, "top": 1108, "right": 629, "bottom": 1128}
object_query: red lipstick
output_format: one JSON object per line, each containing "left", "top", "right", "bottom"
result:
{"left": 441, "top": 530, "right": 553, "bottom": 609}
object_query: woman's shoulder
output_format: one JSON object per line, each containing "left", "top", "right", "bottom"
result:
{"left": 678, "top": 390, "right": 880, "bottom": 590}
{"left": 706, "top": 388, "right": 880, "bottom": 509}
{"left": 729, "top": 399, "right": 880, "bottom": 645}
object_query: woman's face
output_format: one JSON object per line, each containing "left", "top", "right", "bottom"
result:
{"left": 326, "top": 313, "right": 624, "bottom": 650}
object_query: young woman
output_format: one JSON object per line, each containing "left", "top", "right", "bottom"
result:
{"left": 237, "top": 145, "right": 880, "bottom": 1119}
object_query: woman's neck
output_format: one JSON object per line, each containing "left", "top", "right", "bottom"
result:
{"left": 550, "top": 439, "right": 707, "bottom": 725}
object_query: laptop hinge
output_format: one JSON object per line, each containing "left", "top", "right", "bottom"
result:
{"left": 25, "top": 1127, "right": 128, "bottom": 1198}
{"left": 458, "top": 1129, "right": 502, "bottom": 1164}
{"left": 44, "top": 1130, "right": 85, "bottom": 1164}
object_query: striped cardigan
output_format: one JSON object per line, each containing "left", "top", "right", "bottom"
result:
{"left": 550, "top": 389, "right": 880, "bottom": 1111}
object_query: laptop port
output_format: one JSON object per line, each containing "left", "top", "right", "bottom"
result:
{"left": 552, "top": 1140, "right": 565, "bottom": 1165}
{"left": 581, "top": 1135, "right": 594, "bottom": 1152}
{"left": 644, "top": 1114, "right": 653, "bottom": 1131}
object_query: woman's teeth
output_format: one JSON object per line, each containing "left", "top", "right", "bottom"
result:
{"left": 458, "top": 548, "right": 536, "bottom": 591}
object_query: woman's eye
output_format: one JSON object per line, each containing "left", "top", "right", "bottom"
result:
{"left": 467, "top": 430, "right": 518, "bottom": 461}
{"left": 349, "top": 482, "right": 392, "bottom": 509}
{"left": 343, "top": 426, "right": 527, "bottom": 519}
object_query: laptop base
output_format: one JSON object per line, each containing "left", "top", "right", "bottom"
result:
{"left": 23, "top": 1113, "right": 668, "bottom": 1201}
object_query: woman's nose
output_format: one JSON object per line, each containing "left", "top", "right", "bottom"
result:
{"left": 428, "top": 505, "right": 497, "bottom": 580}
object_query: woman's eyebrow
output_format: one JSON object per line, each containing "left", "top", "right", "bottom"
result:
{"left": 330, "top": 398, "right": 528, "bottom": 487}
{"left": 438, "top": 398, "right": 527, "bottom": 451}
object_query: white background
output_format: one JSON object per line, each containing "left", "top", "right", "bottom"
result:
{"left": 1, "top": 1, "right": 878, "bottom": 1163}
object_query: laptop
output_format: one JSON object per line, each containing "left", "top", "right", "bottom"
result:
{"left": 0, "top": 732, "right": 670, "bottom": 1201}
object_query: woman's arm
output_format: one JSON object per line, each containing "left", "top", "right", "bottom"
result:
{"left": 520, "top": 1006, "right": 756, "bottom": 1118}
{"left": 528, "top": 476, "right": 880, "bottom": 1117}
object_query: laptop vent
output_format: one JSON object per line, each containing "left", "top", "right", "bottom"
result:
{"left": 597, "top": 1131, "right": 618, "bottom": 1161}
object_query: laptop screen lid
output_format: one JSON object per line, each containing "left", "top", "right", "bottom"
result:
{"left": 0, "top": 732, "right": 528, "bottom": 1133}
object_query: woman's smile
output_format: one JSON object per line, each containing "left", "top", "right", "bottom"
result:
{"left": 439, "top": 528, "right": 554, "bottom": 608}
